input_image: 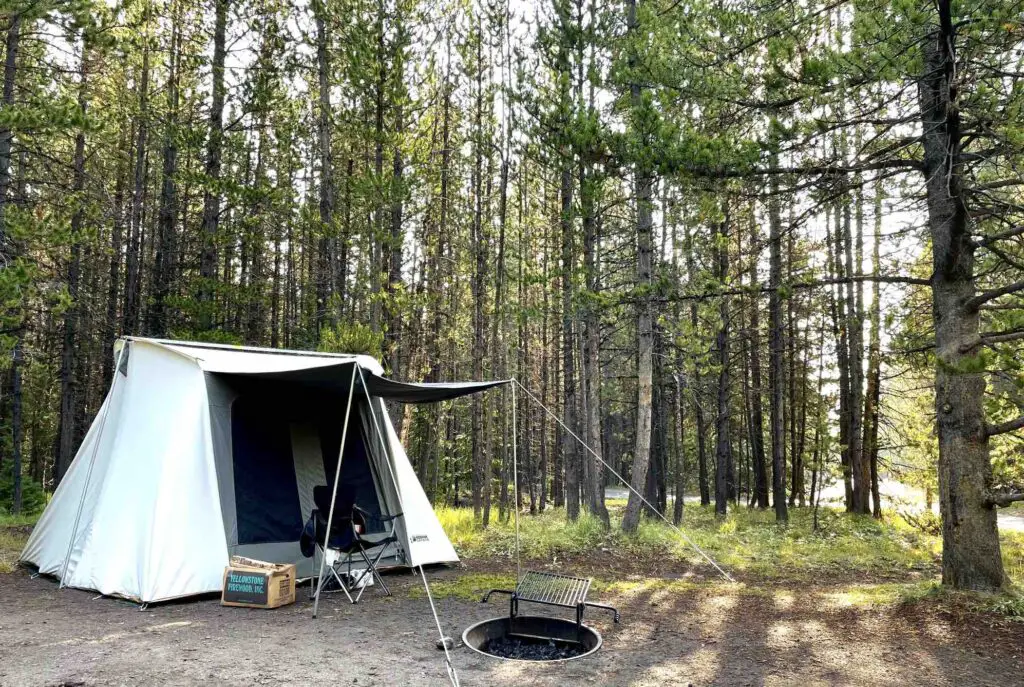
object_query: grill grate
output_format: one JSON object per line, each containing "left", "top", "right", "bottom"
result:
{"left": 514, "top": 571, "right": 592, "bottom": 608}
{"left": 481, "top": 569, "right": 620, "bottom": 630}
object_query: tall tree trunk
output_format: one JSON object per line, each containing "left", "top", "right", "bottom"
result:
{"left": 470, "top": 23, "right": 486, "bottom": 520}
{"left": 198, "top": 0, "right": 228, "bottom": 331}
{"left": 748, "top": 218, "right": 769, "bottom": 507}
{"left": 581, "top": 160, "right": 609, "bottom": 527}
{"left": 767, "top": 167, "right": 788, "bottom": 522}
{"left": 863, "top": 179, "right": 884, "bottom": 517}
{"left": 123, "top": 26, "right": 150, "bottom": 336}
{"left": 313, "top": 0, "right": 333, "bottom": 338}
{"left": 830, "top": 204, "right": 854, "bottom": 510}
{"left": 621, "top": 0, "right": 655, "bottom": 533}
{"left": 56, "top": 37, "right": 91, "bottom": 485}
{"left": 683, "top": 222, "right": 710, "bottom": 505}
{"left": 847, "top": 185, "right": 868, "bottom": 513}
{"left": 714, "top": 215, "right": 731, "bottom": 516}
{"left": 386, "top": 103, "right": 403, "bottom": 376}
{"left": 920, "top": 2, "right": 1002, "bottom": 591}
{"left": 0, "top": 11, "right": 20, "bottom": 236}
{"left": 10, "top": 335, "right": 23, "bottom": 512}
{"left": 148, "top": 7, "right": 180, "bottom": 337}
{"left": 561, "top": 158, "right": 580, "bottom": 521}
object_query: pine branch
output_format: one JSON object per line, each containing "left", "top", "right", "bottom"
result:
{"left": 986, "top": 415, "right": 1024, "bottom": 438}
{"left": 965, "top": 281, "right": 1024, "bottom": 311}
{"left": 986, "top": 490, "right": 1024, "bottom": 508}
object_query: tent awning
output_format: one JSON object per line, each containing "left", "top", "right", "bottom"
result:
{"left": 363, "top": 376, "right": 510, "bottom": 403}
{"left": 127, "top": 338, "right": 507, "bottom": 402}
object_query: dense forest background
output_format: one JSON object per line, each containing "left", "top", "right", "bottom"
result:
{"left": 1, "top": 0, "right": 1022, "bottom": 590}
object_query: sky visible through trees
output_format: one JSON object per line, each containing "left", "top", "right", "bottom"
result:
{"left": 1, "top": 0, "right": 1023, "bottom": 591}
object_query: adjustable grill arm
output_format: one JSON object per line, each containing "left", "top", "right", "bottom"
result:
{"left": 481, "top": 588, "right": 515, "bottom": 603}
{"left": 584, "top": 601, "right": 621, "bottom": 623}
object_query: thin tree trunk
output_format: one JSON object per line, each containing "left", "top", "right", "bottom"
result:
{"left": 56, "top": 37, "right": 91, "bottom": 486}
{"left": 714, "top": 214, "right": 731, "bottom": 516}
{"left": 0, "top": 11, "right": 20, "bottom": 236}
{"left": 198, "top": 0, "right": 228, "bottom": 330}
{"left": 147, "top": 7, "right": 180, "bottom": 337}
{"left": 313, "top": 0, "right": 333, "bottom": 338}
{"left": 863, "top": 180, "right": 884, "bottom": 517}
{"left": 768, "top": 166, "right": 788, "bottom": 522}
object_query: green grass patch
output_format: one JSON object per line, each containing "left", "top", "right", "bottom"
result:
{"left": 437, "top": 504, "right": 943, "bottom": 582}
{"left": 0, "top": 513, "right": 35, "bottom": 574}
{"left": 408, "top": 573, "right": 517, "bottom": 602}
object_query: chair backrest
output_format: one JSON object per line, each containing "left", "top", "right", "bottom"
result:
{"left": 314, "top": 483, "right": 356, "bottom": 520}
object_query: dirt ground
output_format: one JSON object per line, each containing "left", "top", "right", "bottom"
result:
{"left": 2, "top": 562, "right": 1023, "bottom": 687}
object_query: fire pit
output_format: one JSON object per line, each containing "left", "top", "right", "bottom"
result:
{"left": 462, "top": 616, "right": 602, "bottom": 662}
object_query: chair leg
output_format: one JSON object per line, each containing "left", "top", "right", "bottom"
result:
{"left": 352, "top": 545, "right": 391, "bottom": 603}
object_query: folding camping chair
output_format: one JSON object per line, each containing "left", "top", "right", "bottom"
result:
{"left": 305, "top": 485, "right": 403, "bottom": 605}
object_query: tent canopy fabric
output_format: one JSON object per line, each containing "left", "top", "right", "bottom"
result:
{"left": 20, "top": 338, "right": 503, "bottom": 603}
{"left": 136, "top": 338, "right": 510, "bottom": 401}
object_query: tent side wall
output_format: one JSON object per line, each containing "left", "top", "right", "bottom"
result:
{"left": 19, "top": 360, "right": 130, "bottom": 577}
{"left": 28, "top": 341, "right": 230, "bottom": 602}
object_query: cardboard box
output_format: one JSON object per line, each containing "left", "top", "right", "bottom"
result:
{"left": 221, "top": 556, "right": 296, "bottom": 609}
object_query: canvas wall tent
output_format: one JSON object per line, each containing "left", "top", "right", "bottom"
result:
{"left": 20, "top": 338, "right": 506, "bottom": 603}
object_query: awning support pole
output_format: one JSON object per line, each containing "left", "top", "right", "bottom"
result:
{"left": 511, "top": 381, "right": 520, "bottom": 584}
{"left": 312, "top": 364, "right": 358, "bottom": 619}
{"left": 358, "top": 367, "right": 459, "bottom": 687}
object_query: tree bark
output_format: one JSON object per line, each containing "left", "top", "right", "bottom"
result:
{"left": 748, "top": 218, "right": 769, "bottom": 508}
{"left": 920, "top": 2, "right": 1003, "bottom": 591}
{"left": 56, "top": 37, "right": 91, "bottom": 485}
{"left": 313, "top": 0, "right": 333, "bottom": 338}
{"left": 0, "top": 11, "right": 20, "bottom": 238}
{"left": 622, "top": 0, "right": 655, "bottom": 533}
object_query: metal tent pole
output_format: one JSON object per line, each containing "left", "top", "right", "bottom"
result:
{"left": 511, "top": 380, "right": 520, "bottom": 584}
{"left": 312, "top": 364, "right": 358, "bottom": 619}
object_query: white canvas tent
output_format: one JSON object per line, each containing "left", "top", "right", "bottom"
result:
{"left": 21, "top": 337, "right": 505, "bottom": 603}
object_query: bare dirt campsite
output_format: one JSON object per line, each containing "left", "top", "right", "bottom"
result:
{"left": 3, "top": 505, "right": 1024, "bottom": 686}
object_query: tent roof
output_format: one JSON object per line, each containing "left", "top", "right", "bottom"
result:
{"left": 123, "top": 337, "right": 509, "bottom": 403}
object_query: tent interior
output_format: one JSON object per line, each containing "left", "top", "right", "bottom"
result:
{"left": 206, "top": 363, "right": 402, "bottom": 576}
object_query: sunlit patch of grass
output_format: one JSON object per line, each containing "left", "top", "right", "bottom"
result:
{"left": 408, "top": 573, "right": 516, "bottom": 602}
{"left": 821, "top": 581, "right": 938, "bottom": 609}
{"left": 1002, "top": 531, "right": 1024, "bottom": 588}
{"left": 437, "top": 503, "right": 944, "bottom": 581}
